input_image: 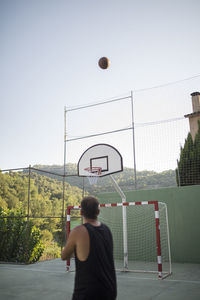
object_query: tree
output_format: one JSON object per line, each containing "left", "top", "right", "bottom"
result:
{"left": 0, "top": 207, "right": 44, "bottom": 263}
{"left": 193, "top": 120, "right": 200, "bottom": 184}
{"left": 176, "top": 120, "right": 200, "bottom": 186}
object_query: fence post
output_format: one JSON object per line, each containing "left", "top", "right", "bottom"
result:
{"left": 28, "top": 165, "right": 31, "bottom": 220}
{"left": 131, "top": 91, "right": 137, "bottom": 189}
{"left": 176, "top": 159, "right": 181, "bottom": 187}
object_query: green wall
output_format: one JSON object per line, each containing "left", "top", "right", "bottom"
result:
{"left": 98, "top": 185, "right": 200, "bottom": 264}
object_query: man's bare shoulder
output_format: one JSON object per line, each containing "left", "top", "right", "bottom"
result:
{"left": 71, "top": 224, "right": 87, "bottom": 235}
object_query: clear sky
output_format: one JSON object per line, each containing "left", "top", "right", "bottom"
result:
{"left": 1, "top": 0, "right": 200, "bottom": 172}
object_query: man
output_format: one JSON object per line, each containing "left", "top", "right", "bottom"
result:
{"left": 61, "top": 196, "right": 117, "bottom": 300}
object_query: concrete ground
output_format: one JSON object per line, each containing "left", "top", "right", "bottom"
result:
{"left": 0, "top": 259, "right": 200, "bottom": 300}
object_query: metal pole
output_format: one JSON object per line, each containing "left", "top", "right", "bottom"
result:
{"left": 176, "top": 159, "right": 180, "bottom": 187}
{"left": 63, "top": 106, "right": 67, "bottom": 205}
{"left": 66, "top": 95, "right": 131, "bottom": 112}
{"left": 62, "top": 107, "right": 67, "bottom": 249}
{"left": 82, "top": 177, "right": 85, "bottom": 198}
{"left": 163, "top": 202, "right": 172, "bottom": 276}
{"left": 27, "top": 165, "right": 31, "bottom": 220}
{"left": 62, "top": 107, "right": 66, "bottom": 219}
{"left": 109, "top": 175, "right": 128, "bottom": 270}
{"left": 63, "top": 106, "right": 67, "bottom": 177}
{"left": 131, "top": 91, "right": 137, "bottom": 189}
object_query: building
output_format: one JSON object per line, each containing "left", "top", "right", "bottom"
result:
{"left": 184, "top": 92, "right": 200, "bottom": 141}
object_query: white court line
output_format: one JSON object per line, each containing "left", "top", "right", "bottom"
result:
{"left": 0, "top": 266, "right": 66, "bottom": 274}
{"left": 117, "top": 275, "right": 200, "bottom": 284}
{"left": 1, "top": 266, "right": 200, "bottom": 284}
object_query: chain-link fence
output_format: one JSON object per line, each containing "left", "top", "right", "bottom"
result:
{"left": 1, "top": 105, "right": 200, "bottom": 263}
{"left": 0, "top": 167, "right": 82, "bottom": 264}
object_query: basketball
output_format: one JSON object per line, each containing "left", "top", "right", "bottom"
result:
{"left": 98, "top": 57, "right": 110, "bottom": 69}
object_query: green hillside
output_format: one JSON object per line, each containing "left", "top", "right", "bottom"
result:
{"left": 0, "top": 170, "right": 83, "bottom": 262}
{"left": 33, "top": 164, "right": 177, "bottom": 193}
{"left": 0, "top": 165, "right": 176, "bottom": 262}
{"left": 0, "top": 170, "right": 82, "bottom": 212}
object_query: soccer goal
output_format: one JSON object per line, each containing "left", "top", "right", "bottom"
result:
{"left": 66, "top": 200, "right": 172, "bottom": 279}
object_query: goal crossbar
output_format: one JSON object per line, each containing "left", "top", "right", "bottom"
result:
{"left": 66, "top": 201, "right": 172, "bottom": 279}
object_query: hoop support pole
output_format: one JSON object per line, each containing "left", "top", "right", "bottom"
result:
{"left": 109, "top": 175, "right": 128, "bottom": 269}
{"left": 154, "top": 201, "right": 163, "bottom": 279}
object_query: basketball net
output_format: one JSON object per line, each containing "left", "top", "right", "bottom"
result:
{"left": 84, "top": 167, "right": 102, "bottom": 185}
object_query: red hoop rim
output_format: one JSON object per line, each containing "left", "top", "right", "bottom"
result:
{"left": 84, "top": 167, "right": 102, "bottom": 176}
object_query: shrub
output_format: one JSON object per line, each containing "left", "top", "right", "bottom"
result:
{"left": 0, "top": 207, "right": 44, "bottom": 263}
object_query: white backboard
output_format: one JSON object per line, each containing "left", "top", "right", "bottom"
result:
{"left": 77, "top": 143, "right": 123, "bottom": 177}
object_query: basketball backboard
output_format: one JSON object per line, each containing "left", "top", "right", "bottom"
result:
{"left": 77, "top": 143, "right": 123, "bottom": 177}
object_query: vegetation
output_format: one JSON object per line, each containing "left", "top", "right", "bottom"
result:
{"left": 0, "top": 170, "right": 83, "bottom": 263}
{"left": 33, "top": 164, "right": 177, "bottom": 193}
{"left": 0, "top": 207, "right": 44, "bottom": 263}
{"left": 176, "top": 120, "right": 200, "bottom": 186}
{"left": 0, "top": 161, "right": 180, "bottom": 263}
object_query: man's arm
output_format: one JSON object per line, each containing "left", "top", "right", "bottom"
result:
{"left": 61, "top": 228, "right": 77, "bottom": 261}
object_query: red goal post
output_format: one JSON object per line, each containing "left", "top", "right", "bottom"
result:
{"left": 66, "top": 201, "right": 171, "bottom": 279}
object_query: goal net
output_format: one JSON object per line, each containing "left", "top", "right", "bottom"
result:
{"left": 66, "top": 201, "right": 172, "bottom": 279}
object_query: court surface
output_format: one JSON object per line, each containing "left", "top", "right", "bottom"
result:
{"left": 0, "top": 259, "right": 200, "bottom": 300}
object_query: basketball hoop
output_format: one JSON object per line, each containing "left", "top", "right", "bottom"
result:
{"left": 84, "top": 167, "right": 102, "bottom": 185}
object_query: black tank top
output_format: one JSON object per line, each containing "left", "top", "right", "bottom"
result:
{"left": 72, "top": 223, "right": 117, "bottom": 300}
